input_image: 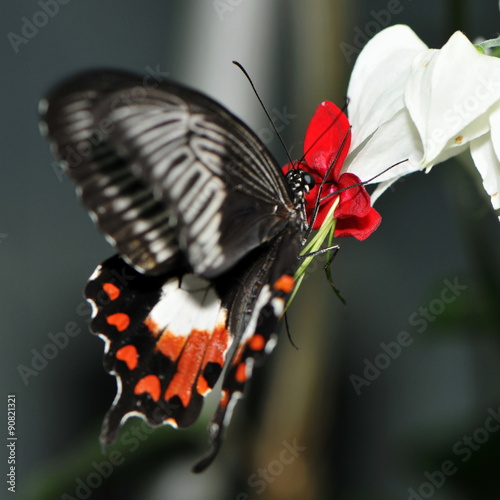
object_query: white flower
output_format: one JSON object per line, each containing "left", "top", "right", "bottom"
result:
{"left": 343, "top": 24, "right": 500, "bottom": 214}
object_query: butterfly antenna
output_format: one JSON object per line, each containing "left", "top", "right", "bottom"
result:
{"left": 319, "top": 159, "right": 409, "bottom": 203}
{"left": 232, "top": 61, "right": 294, "bottom": 165}
{"left": 305, "top": 128, "right": 352, "bottom": 237}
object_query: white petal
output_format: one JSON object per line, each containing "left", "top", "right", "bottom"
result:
{"left": 405, "top": 31, "right": 500, "bottom": 166}
{"left": 489, "top": 100, "right": 500, "bottom": 160}
{"left": 344, "top": 108, "right": 423, "bottom": 185}
{"left": 347, "top": 25, "right": 428, "bottom": 151}
{"left": 470, "top": 131, "right": 500, "bottom": 211}
{"left": 422, "top": 113, "right": 488, "bottom": 170}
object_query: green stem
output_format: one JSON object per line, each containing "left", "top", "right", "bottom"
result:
{"left": 285, "top": 198, "right": 340, "bottom": 310}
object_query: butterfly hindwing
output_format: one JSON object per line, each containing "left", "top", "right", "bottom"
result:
{"left": 193, "top": 230, "right": 301, "bottom": 470}
{"left": 85, "top": 254, "right": 235, "bottom": 444}
{"left": 86, "top": 229, "right": 301, "bottom": 467}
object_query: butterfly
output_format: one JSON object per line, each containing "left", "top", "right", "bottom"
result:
{"left": 40, "top": 69, "right": 317, "bottom": 471}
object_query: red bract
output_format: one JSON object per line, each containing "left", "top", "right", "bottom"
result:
{"left": 283, "top": 101, "right": 381, "bottom": 240}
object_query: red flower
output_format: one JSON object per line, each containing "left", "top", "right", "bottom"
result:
{"left": 283, "top": 101, "right": 381, "bottom": 240}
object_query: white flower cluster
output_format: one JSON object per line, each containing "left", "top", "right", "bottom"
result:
{"left": 344, "top": 25, "right": 500, "bottom": 216}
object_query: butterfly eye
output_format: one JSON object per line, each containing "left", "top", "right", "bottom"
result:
{"left": 302, "top": 172, "right": 316, "bottom": 192}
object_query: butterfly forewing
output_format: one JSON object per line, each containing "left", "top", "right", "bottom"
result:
{"left": 41, "top": 72, "right": 182, "bottom": 274}
{"left": 41, "top": 70, "right": 300, "bottom": 277}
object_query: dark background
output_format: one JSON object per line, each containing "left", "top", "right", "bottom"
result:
{"left": 2, "top": 1, "right": 500, "bottom": 499}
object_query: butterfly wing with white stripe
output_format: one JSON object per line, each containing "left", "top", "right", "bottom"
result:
{"left": 40, "top": 70, "right": 300, "bottom": 277}
{"left": 40, "top": 72, "right": 182, "bottom": 275}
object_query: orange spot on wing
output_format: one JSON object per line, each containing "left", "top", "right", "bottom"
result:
{"left": 273, "top": 274, "right": 295, "bottom": 293}
{"left": 164, "top": 330, "right": 210, "bottom": 407}
{"left": 235, "top": 362, "right": 248, "bottom": 383}
{"left": 134, "top": 374, "right": 161, "bottom": 401}
{"left": 455, "top": 135, "right": 464, "bottom": 145}
{"left": 116, "top": 345, "right": 138, "bottom": 370}
{"left": 106, "top": 313, "right": 130, "bottom": 332}
{"left": 156, "top": 331, "right": 187, "bottom": 361}
{"left": 219, "top": 390, "right": 230, "bottom": 408}
{"left": 103, "top": 282, "right": 120, "bottom": 300}
{"left": 196, "top": 375, "right": 210, "bottom": 396}
{"left": 248, "top": 334, "right": 265, "bottom": 351}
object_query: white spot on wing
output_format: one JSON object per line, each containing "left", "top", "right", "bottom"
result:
{"left": 271, "top": 297, "right": 284, "bottom": 318}
{"left": 265, "top": 334, "right": 278, "bottom": 354}
{"left": 240, "top": 285, "right": 273, "bottom": 344}
{"left": 149, "top": 274, "right": 224, "bottom": 338}
{"left": 87, "top": 298, "right": 98, "bottom": 319}
{"left": 88, "top": 264, "right": 103, "bottom": 281}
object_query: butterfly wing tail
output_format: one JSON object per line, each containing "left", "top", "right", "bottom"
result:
{"left": 193, "top": 271, "right": 293, "bottom": 472}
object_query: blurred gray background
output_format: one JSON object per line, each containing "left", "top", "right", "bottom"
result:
{"left": 2, "top": 1, "right": 500, "bottom": 499}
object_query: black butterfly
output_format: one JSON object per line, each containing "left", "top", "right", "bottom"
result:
{"left": 40, "top": 69, "right": 315, "bottom": 471}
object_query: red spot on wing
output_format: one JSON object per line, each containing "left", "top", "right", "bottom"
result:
{"left": 134, "top": 374, "right": 161, "bottom": 402}
{"left": 164, "top": 329, "right": 210, "bottom": 407}
{"left": 107, "top": 313, "right": 130, "bottom": 332}
{"left": 248, "top": 334, "right": 265, "bottom": 351}
{"left": 116, "top": 345, "right": 138, "bottom": 370}
{"left": 235, "top": 362, "right": 248, "bottom": 383}
{"left": 273, "top": 275, "right": 295, "bottom": 293}
{"left": 156, "top": 331, "right": 188, "bottom": 361}
{"left": 103, "top": 282, "right": 120, "bottom": 300}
